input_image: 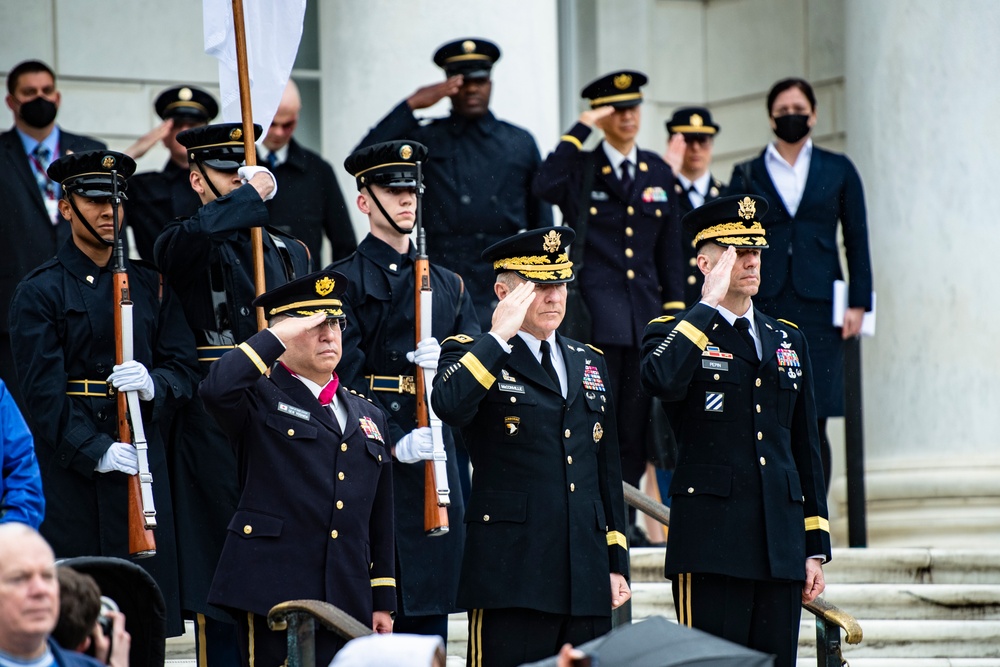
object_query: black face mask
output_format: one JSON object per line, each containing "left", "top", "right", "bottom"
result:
{"left": 772, "top": 114, "right": 811, "bottom": 143}
{"left": 19, "top": 96, "right": 58, "bottom": 129}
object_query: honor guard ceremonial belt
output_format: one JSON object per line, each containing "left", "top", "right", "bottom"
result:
{"left": 67, "top": 380, "right": 113, "bottom": 398}
{"left": 197, "top": 345, "right": 237, "bottom": 363}
{"left": 366, "top": 375, "right": 416, "bottom": 395}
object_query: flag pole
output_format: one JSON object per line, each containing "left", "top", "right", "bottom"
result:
{"left": 231, "top": 0, "right": 267, "bottom": 332}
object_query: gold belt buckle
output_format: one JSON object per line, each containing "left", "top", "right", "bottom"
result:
{"left": 400, "top": 375, "right": 416, "bottom": 395}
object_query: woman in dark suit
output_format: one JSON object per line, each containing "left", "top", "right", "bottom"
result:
{"left": 726, "top": 77, "right": 873, "bottom": 489}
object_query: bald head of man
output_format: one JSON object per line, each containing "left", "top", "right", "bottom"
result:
{"left": 263, "top": 79, "right": 302, "bottom": 153}
{"left": 0, "top": 524, "right": 60, "bottom": 659}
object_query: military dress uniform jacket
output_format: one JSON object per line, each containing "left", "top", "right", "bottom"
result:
{"left": 356, "top": 102, "right": 553, "bottom": 327}
{"left": 532, "top": 123, "right": 684, "bottom": 347}
{"left": 0, "top": 127, "right": 105, "bottom": 403}
{"left": 128, "top": 160, "right": 203, "bottom": 262}
{"left": 266, "top": 138, "right": 357, "bottom": 263}
{"left": 432, "top": 333, "right": 629, "bottom": 616}
{"left": 676, "top": 174, "right": 725, "bottom": 307}
{"left": 639, "top": 303, "right": 832, "bottom": 582}
{"left": 726, "top": 147, "right": 873, "bottom": 310}
{"left": 200, "top": 330, "right": 396, "bottom": 623}
{"left": 8, "top": 238, "right": 200, "bottom": 634}
{"left": 330, "top": 234, "right": 479, "bottom": 617}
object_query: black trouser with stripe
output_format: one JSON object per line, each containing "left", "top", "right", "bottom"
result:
{"left": 673, "top": 572, "right": 803, "bottom": 667}
{"left": 466, "top": 608, "right": 610, "bottom": 667}
{"left": 235, "top": 611, "right": 347, "bottom": 667}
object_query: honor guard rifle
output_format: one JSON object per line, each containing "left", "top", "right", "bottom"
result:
{"left": 414, "top": 161, "right": 450, "bottom": 535}
{"left": 111, "top": 169, "right": 157, "bottom": 558}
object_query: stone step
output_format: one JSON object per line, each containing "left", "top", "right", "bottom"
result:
{"left": 824, "top": 661, "right": 1000, "bottom": 667}
{"left": 629, "top": 548, "right": 1000, "bottom": 585}
{"left": 628, "top": 582, "right": 1000, "bottom": 621}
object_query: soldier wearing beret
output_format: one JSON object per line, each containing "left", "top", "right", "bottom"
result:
{"left": 153, "top": 122, "right": 311, "bottom": 666}
{"left": 8, "top": 150, "right": 200, "bottom": 637}
{"left": 533, "top": 71, "right": 685, "bottom": 534}
{"left": 126, "top": 85, "right": 219, "bottom": 261}
{"left": 330, "top": 140, "right": 479, "bottom": 640}
{"left": 432, "top": 227, "right": 630, "bottom": 667}
{"left": 200, "top": 270, "right": 395, "bottom": 667}
{"left": 664, "top": 106, "right": 726, "bottom": 305}
{"left": 639, "top": 195, "right": 830, "bottom": 667}
{"left": 356, "top": 37, "right": 553, "bottom": 330}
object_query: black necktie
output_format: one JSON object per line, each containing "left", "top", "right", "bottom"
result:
{"left": 686, "top": 183, "right": 699, "bottom": 207}
{"left": 265, "top": 151, "right": 278, "bottom": 169}
{"left": 733, "top": 317, "right": 758, "bottom": 360}
{"left": 620, "top": 160, "right": 632, "bottom": 195}
{"left": 539, "top": 340, "right": 560, "bottom": 389}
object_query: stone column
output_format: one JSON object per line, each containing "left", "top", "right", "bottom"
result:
{"left": 839, "top": 0, "right": 1000, "bottom": 546}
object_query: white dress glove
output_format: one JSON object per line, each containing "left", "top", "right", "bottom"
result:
{"left": 107, "top": 360, "right": 155, "bottom": 401}
{"left": 394, "top": 427, "right": 434, "bottom": 463}
{"left": 95, "top": 442, "right": 139, "bottom": 475}
{"left": 406, "top": 337, "right": 441, "bottom": 370}
{"left": 237, "top": 165, "right": 278, "bottom": 200}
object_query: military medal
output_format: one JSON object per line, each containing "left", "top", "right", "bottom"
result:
{"left": 583, "top": 365, "right": 606, "bottom": 391}
{"left": 593, "top": 422, "right": 603, "bottom": 443}
{"left": 359, "top": 416, "right": 384, "bottom": 443}
{"left": 776, "top": 348, "right": 801, "bottom": 368}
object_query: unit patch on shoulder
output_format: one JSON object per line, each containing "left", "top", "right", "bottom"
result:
{"left": 443, "top": 334, "right": 475, "bottom": 345}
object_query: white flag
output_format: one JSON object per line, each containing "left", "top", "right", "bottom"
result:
{"left": 203, "top": 0, "right": 306, "bottom": 134}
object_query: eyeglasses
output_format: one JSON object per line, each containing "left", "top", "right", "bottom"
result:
{"left": 313, "top": 318, "right": 347, "bottom": 332}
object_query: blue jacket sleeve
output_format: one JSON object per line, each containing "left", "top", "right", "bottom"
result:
{"left": 0, "top": 380, "right": 44, "bottom": 529}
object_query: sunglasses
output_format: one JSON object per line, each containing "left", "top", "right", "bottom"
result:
{"left": 682, "top": 134, "right": 712, "bottom": 145}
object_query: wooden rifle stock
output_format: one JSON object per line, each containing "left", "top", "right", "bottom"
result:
{"left": 114, "top": 263, "right": 156, "bottom": 558}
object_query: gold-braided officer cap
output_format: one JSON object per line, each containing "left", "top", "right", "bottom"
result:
{"left": 684, "top": 194, "right": 770, "bottom": 250}
{"left": 252, "top": 269, "right": 349, "bottom": 320}
{"left": 481, "top": 226, "right": 577, "bottom": 284}
{"left": 580, "top": 70, "right": 648, "bottom": 109}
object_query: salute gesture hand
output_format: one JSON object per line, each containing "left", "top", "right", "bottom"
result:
{"left": 490, "top": 281, "right": 536, "bottom": 341}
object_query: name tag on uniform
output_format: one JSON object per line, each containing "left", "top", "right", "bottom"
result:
{"left": 702, "top": 359, "right": 729, "bottom": 372}
{"left": 590, "top": 190, "right": 609, "bottom": 201}
{"left": 498, "top": 382, "right": 525, "bottom": 394}
{"left": 277, "top": 402, "right": 311, "bottom": 422}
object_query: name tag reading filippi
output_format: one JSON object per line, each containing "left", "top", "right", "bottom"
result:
{"left": 498, "top": 382, "right": 525, "bottom": 394}
{"left": 277, "top": 402, "right": 311, "bottom": 422}
{"left": 702, "top": 359, "right": 729, "bottom": 372}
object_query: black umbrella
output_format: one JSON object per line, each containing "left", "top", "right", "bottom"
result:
{"left": 522, "top": 615, "right": 774, "bottom": 667}
{"left": 58, "top": 556, "right": 166, "bottom": 667}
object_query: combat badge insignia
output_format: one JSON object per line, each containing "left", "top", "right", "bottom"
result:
{"left": 583, "top": 365, "right": 606, "bottom": 391}
{"left": 502, "top": 368, "right": 516, "bottom": 382}
{"left": 614, "top": 73, "right": 632, "bottom": 90}
{"left": 705, "top": 392, "right": 724, "bottom": 412}
{"left": 505, "top": 416, "right": 520, "bottom": 436}
{"left": 229, "top": 127, "right": 242, "bottom": 141}
{"left": 543, "top": 230, "right": 562, "bottom": 253}
{"left": 738, "top": 196, "right": 756, "bottom": 220}
{"left": 593, "top": 422, "right": 604, "bottom": 443}
{"left": 400, "top": 144, "right": 413, "bottom": 160}
{"left": 359, "top": 416, "right": 384, "bottom": 443}
{"left": 315, "top": 276, "right": 335, "bottom": 296}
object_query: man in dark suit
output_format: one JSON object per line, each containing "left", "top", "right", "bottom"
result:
{"left": 432, "top": 227, "right": 630, "bottom": 667}
{"left": 0, "top": 60, "right": 105, "bottom": 405}
{"left": 331, "top": 140, "right": 479, "bottom": 640}
{"left": 533, "top": 71, "right": 684, "bottom": 521}
{"left": 259, "top": 80, "right": 356, "bottom": 264}
{"left": 664, "top": 106, "right": 725, "bottom": 305}
{"left": 639, "top": 195, "right": 830, "bottom": 667}
{"left": 153, "top": 122, "right": 312, "bottom": 667}
{"left": 356, "top": 38, "right": 553, "bottom": 329}
{"left": 200, "top": 269, "right": 395, "bottom": 667}
{"left": 126, "top": 85, "right": 218, "bottom": 261}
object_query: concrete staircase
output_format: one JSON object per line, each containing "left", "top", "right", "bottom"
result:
{"left": 165, "top": 548, "right": 1000, "bottom": 666}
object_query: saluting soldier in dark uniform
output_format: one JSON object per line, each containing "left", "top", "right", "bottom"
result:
{"left": 664, "top": 106, "right": 725, "bottom": 306}
{"left": 533, "top": 71, "right": 684, "bottom": 522}
{"left": 330, "top": 140, "right": 479, "bottom": 639}
{"left": 201, "top": 270, "right": 395, "bottom": 667}
{"left": 356, "top": 38, "right": 553, "bottom": 329}
{"left": 639, "top": 195, "right": 830, "bottom": 667}
{"left": 432, "top": 227, "right": 630, "bottom": 667}
{"left": 126, "top": 85, "right": 218, "bottom": 262}
{"left": 8, "top": 150, "right": 200, "bottom": 638}
{"left": 153, "top": 123, "right": 311, "bottom": 667}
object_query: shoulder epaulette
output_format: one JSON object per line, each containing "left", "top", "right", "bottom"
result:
{"left": 585, "top": 344, "right": 604, "bottom": 355}
{"left": 443, "top": 334, "right": 475, "bottom": 345}
{"left": 777, "top": 318, "right": 799, "bottom": 329}
{"left": 647, "top": 315, "right": 676, "bottom": 325}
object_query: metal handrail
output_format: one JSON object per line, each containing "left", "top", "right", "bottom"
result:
{"left": 623, "top": 481, "right": 863, "bottom": 666}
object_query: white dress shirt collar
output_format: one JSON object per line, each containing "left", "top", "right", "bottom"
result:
{"left": 764, "top": 138, "right": 812, "bottom": 217}
{"left": 516, "top": 330, "right": 567, "bottom": 397}
{"left": 601, "top": 141, "right": 638, "bottom": 178}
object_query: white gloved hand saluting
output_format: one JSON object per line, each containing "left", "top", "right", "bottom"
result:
{"left": 107, "top": 360, "right": 155, "bottom": 401}
{"left": 394, "top": 427, "right": 434, "bottom": 463}
{"left": 237, "top": 165, "right": 278, "bottom": 201}
{"left": 95, "top": 442, "right": 139, "bottom": 475}
{"left": 406, "top": 337, "right": 440, "bottom": 370}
